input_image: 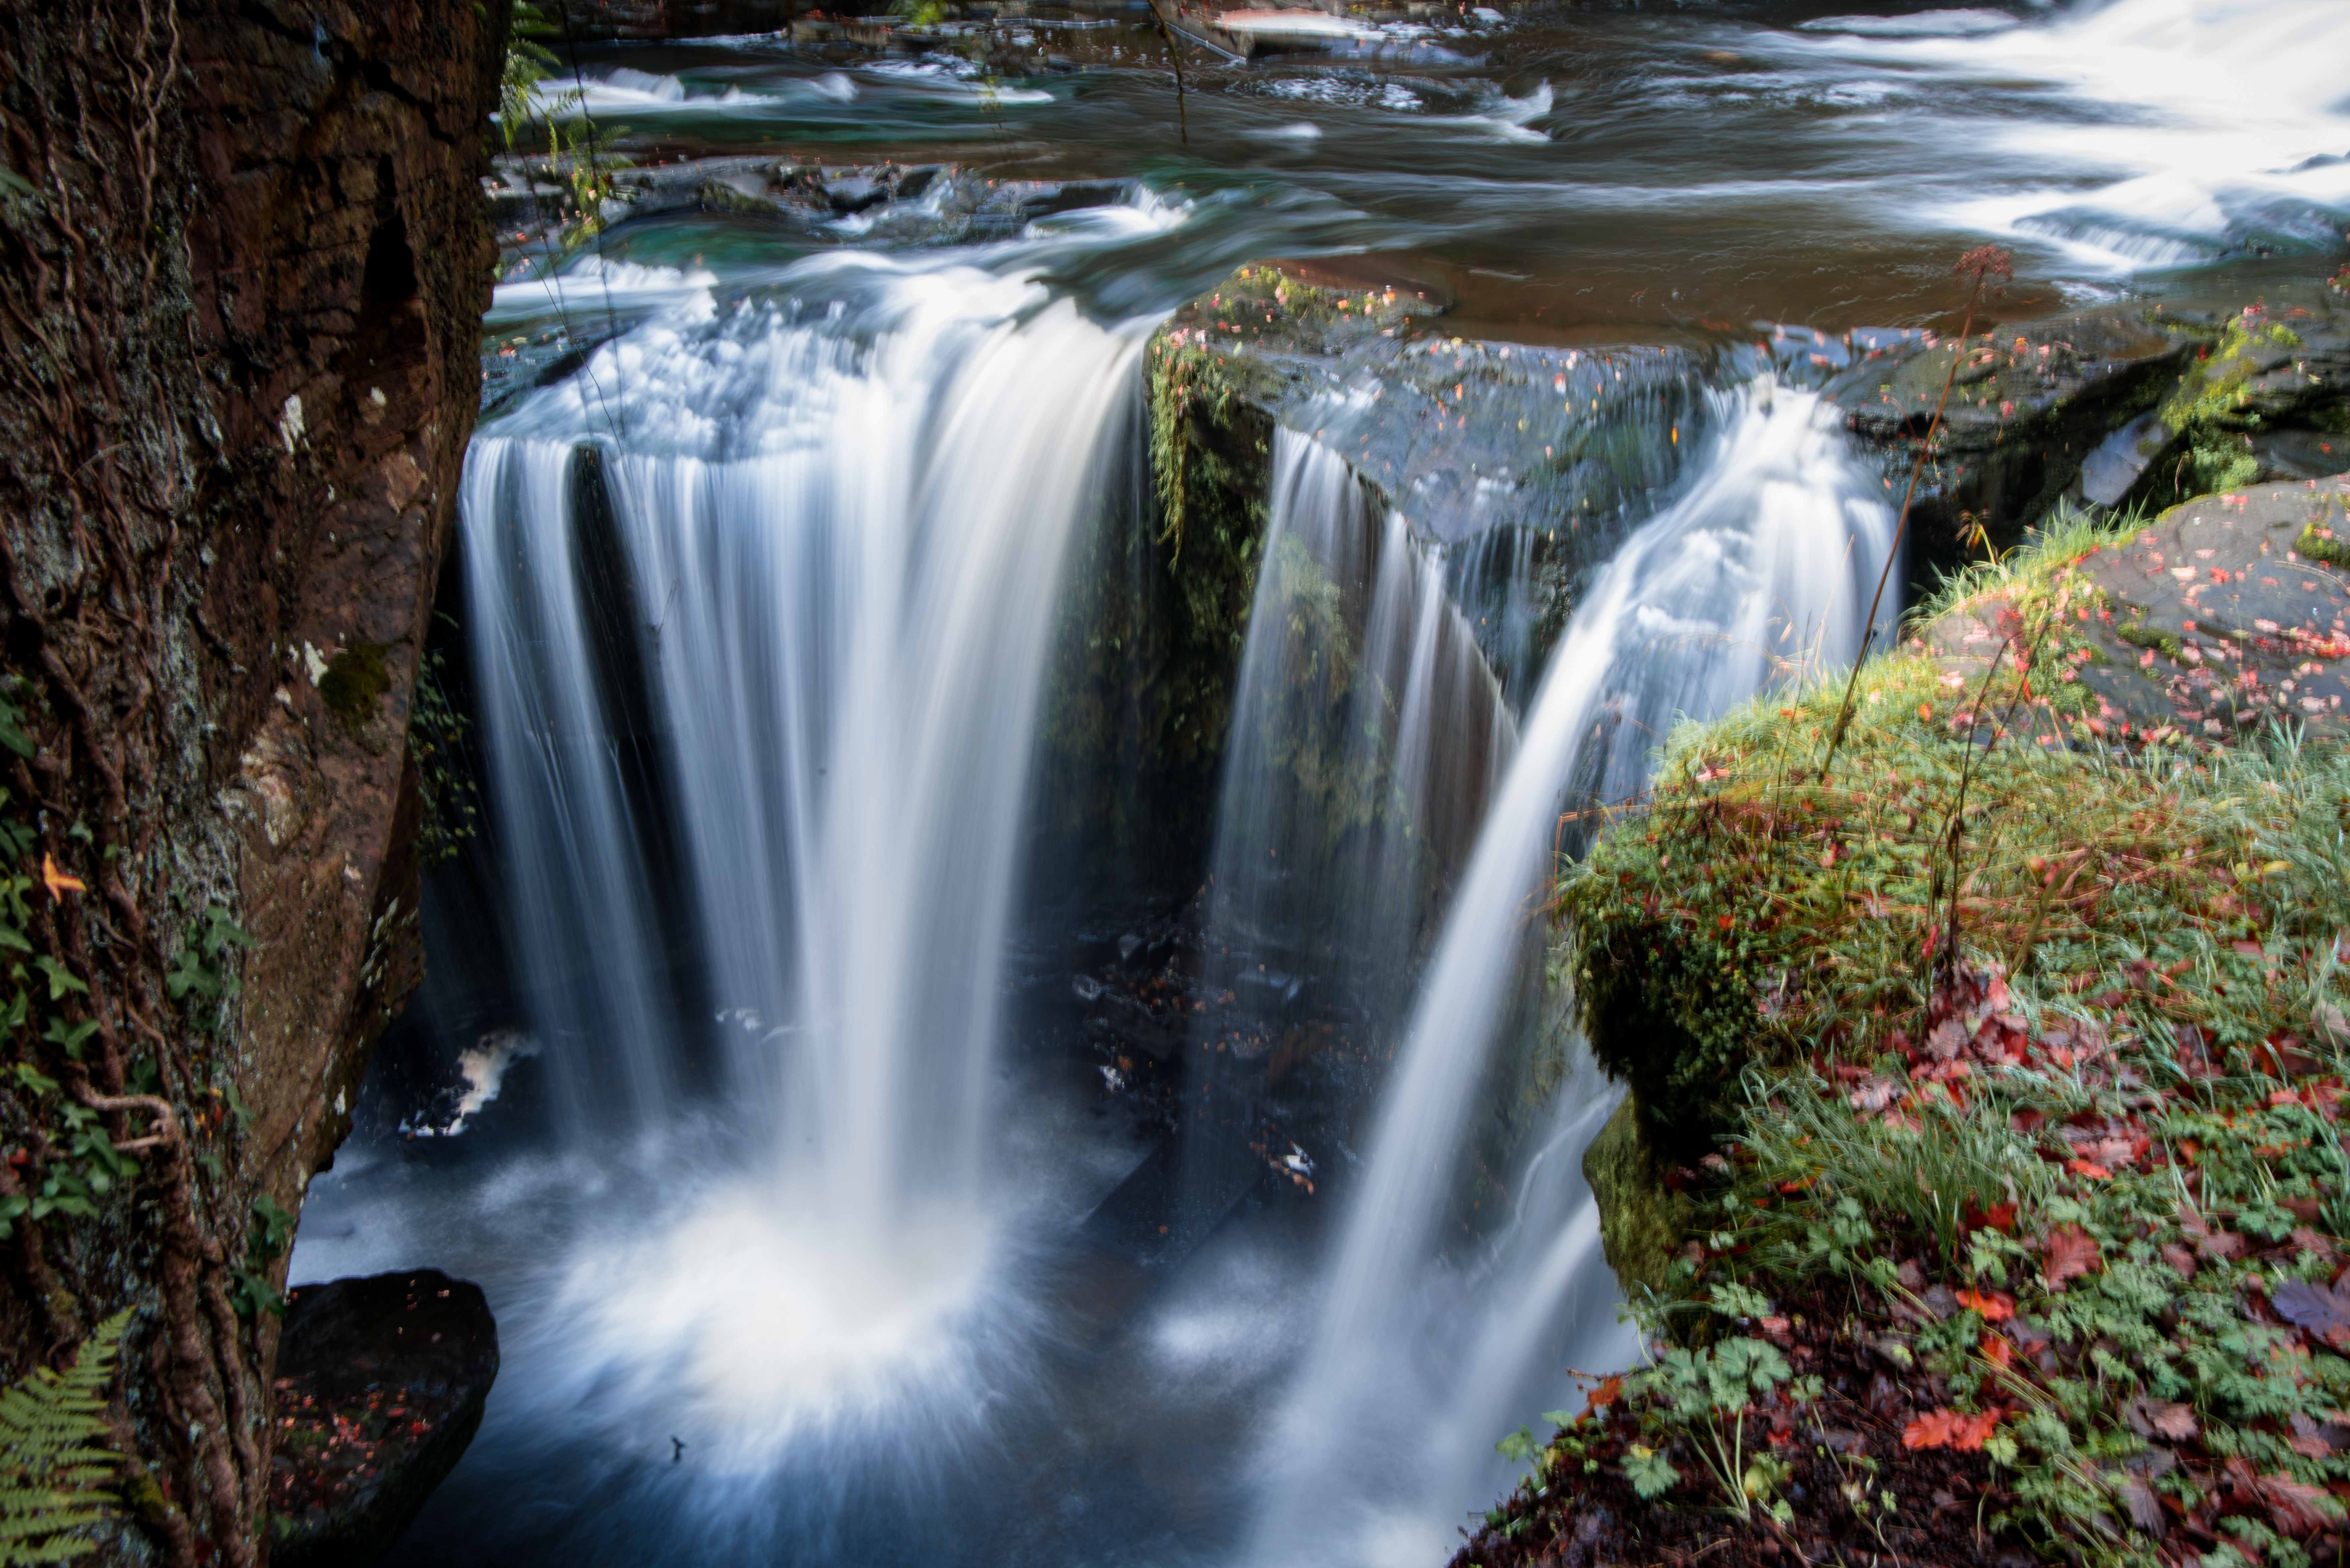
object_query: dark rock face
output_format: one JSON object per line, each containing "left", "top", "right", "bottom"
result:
{"left": 1832, "top": 307, "right": 2190, "bottom": 557}
{"left": 1831, "top": 285, "right": 2350, "bottom": 564}
{"left": 269, "top": 1271, "right": 499, "bottom": 1568}
{"left": 0, "top": 2, "right": 498, "bottom": 1560}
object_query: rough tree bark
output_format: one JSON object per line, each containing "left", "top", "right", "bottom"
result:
{"left": 0, "top": 1, "right": 499, "bottom": 1561}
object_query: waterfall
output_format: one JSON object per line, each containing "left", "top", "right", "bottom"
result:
{"left": 1247, "top": 379, "right": 1898, "bottom": 1565}
{"left": 1201, "top": 429, "right": 1514, "bottom": 1014}
{"left": 459, "top": 262, "right": 1152, "bottom": 1465}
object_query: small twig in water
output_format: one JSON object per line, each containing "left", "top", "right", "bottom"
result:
{"left": 1149, "top": 2, "right": 1191, "bottom": 145}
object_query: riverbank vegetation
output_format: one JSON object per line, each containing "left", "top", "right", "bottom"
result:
{"left": 1458, "top": 517, "right": 2350, "bottom": 1567}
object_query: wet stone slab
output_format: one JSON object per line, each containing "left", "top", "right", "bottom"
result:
{"left": 270, "top": 1270, "right": 500, "bottom": 1568}
{"left": 2040, "top": 478, "right": 2350, "bottom": 744}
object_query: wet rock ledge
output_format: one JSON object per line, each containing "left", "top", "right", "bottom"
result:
{"left": 269, "top": 1271, "right": 499, "bottom": 1568}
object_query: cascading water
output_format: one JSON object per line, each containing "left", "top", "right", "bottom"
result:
{"left": 1247, "top": 379, "right": 1898, "bottom": 1566}
{"left": 1201, "top": 429, "right": 1513, "bottom": 1012}
{"left": 458, "top": 260, "right": 1152, "bottom": 1476}
{"left": 1788, "top": 0, "right": 2350, "bottom": 271}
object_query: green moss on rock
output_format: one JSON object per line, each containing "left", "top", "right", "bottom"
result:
{"left": 319, "top": 643, "right": 392, "bottom": 735}
{"left": 1581, "top": 1094, "right": 1693, "bottom": 1299}
{"left": 2298, "top": 519, "right": 2350, "bottom": 569}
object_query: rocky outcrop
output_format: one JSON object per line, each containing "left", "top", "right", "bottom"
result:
{"left": 0, "top": 2, "right": 499, "bottom": 1562}
{"left": 269, "top": 1271, "right": 499, "bottom": 1568}
{"left": 1925, "top": 475, "right": 2350, "bottom": 745}
{"left": 1830, "top": 283, "right": 2350, "bottom": 565}
{"left": 1831, "top": 305, "right": 2190, "bottom": 557}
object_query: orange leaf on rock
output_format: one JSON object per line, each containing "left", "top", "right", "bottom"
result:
{"left": 2044, "top": 1223, "right": 2103, "bottom": 1290}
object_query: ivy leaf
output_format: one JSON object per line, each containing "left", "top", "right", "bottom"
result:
{"left": 30, "top": 957, "right": 85, "bottom": 1000}
{"left": 9, "top": 1061, "right": 57, "bottom": 1094}
{"left": 40, "top": 1018, "right": 97, "bottom": 1061}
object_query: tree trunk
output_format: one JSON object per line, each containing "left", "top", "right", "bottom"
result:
{"left": 0, "top": 1, "right": 500, "bottom": 1560}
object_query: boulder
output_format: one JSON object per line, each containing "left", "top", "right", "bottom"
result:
{"left": 1833, "top": 306, "right": 2190, "bottom": 556}
{"left": 269, "top": 1270, "right": 499, "bottom": 1568}
{"left": 1926, "top": 476, "right": 2350, "bottom": 745}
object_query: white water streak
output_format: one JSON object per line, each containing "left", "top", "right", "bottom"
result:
{"left": 461, "top": 264, "right": 1150, "bottom": 1454}
{"left": 1251, "top": 380, "right": 1896, "bottom": 1563}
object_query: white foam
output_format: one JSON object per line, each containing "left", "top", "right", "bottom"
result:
{"left": 1436, "top": 80, "right": 1552, "bottom": 143}
{"left": 544, "top": 1181, "right": 1002, "bottom": 1471}
{"left": 444, "top": 1031, "right": 540, "bottom": 1134}
{"left": 1798, "top": 8, "right": 2020, "bottom": 37}
{"left": 1786, "top": 0, "right": 2350, "bottom": 272}
{"left": 488, "top": 256, "right": 718, "bottom": 323}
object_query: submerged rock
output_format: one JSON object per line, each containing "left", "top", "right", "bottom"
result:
{"left": 269, "top": 1270, "right": 499, "bottom": 1568}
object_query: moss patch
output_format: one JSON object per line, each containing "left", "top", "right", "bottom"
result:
{"left": 2298, "top": 520, "right": 2350, "bottom": 570}
{"left": 318, "top": 642, "right": 391, "bottom": 735}
{"left": 2153, "top": 310, "right": 2307, "bottom": 502}
{"left": 1582, "top": 1095, "right": 1694, "bottom": 1299}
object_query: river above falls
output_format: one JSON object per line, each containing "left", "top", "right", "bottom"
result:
{"left": 290, "top": 4, "right": 2350, "bottom": 1566}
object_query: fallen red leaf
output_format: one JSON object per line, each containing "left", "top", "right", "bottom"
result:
{"left": 2066, "top": 1158, "right": 2113, "bottom": 1180}
{"left": 1979, "top": 1333, "right": 2014, "bottom": 1369}
{"left": 1956, "top": 1288, "right": 2016, "bottom": 1322}
{"left": 1903, "top": 1407, "right": 2003, "bottom": 1452}
{"left": 1962, "top": 1199, "right": 2017, "bottom": 1235}
{"left": 2044, "top": 1223, "right": 2103, "bottom": 1290}
{"left": 2259, "top": 1473, "right": 2337, "bottom": 1536}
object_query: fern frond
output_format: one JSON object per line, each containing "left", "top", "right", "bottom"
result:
{"left": 0, "top": 1310, "right": 130, "bottom": 1567}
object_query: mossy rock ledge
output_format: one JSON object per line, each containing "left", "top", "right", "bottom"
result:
{"left": 1470, "top": 512, "right": 2350, "bottom": 1568}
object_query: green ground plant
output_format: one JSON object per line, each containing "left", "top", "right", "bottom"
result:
{"left": 0, "top": 1310, "right": 130, "bottom": 1565}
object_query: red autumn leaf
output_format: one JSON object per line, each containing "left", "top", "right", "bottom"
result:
{"left": 1587, "top": 1375, "right": 1624, "bottom": 1411}
{"left": 2066, "top": 1158, "right": 2113, "bottom": 1180}
{"left": 1956, "top": 1288, "right": 2016, "bottom": 1322}
{"left": 1963, "top": 1199, "right": 2017, "bottom": 1235}
{"left": 2259, "top": 1473, "right": 2338, "bottom": 1536}
{"left": 1903, "top": 1407, "right": 2002, "bottom": 1452}
{"left": 2044, "top": 1223, "right": 2103, "bottom": 1289}
{"left": 1979, "top": 1333, "right": 2014, "bottom": 1369}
